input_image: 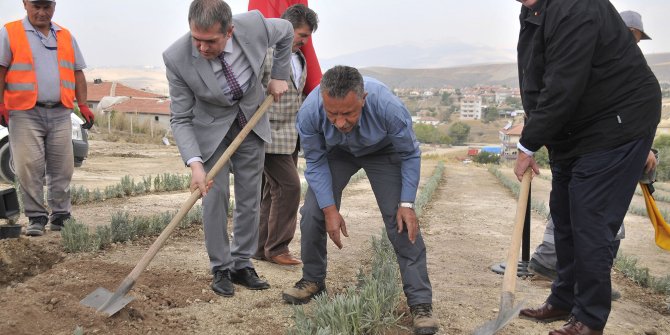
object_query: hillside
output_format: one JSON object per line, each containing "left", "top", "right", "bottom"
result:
{"left": 360, "top": 52, "right": 670, "bottom": 88}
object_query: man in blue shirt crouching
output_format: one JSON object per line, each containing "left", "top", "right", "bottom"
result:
{"left": 282, "top": 65, "right": 438, "bottom": 335}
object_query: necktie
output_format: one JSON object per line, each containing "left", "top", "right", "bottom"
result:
{"left": 219, "top": 53, "right": 248, "bottom": 128}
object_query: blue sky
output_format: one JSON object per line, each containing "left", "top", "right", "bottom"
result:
{"left": 0, "top": 0, "right": 668, "bottom": 68}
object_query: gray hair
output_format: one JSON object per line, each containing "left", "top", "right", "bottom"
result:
{"left": 320, "top": 66, "right": 364, "bottom": 99}
{"left": 281, "top": 4, "right": 319, "bottom": 32}
{"left": 188, "top": 0, "right": 232, "bottom": 33}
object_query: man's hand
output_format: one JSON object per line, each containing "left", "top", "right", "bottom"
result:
{"left": 323, "top": 205, "right": 348, "bottom": 249}
{"left": 0, "top": 103, "right": 8, "bottom": 127}
{"left": 397, "top": 207, "right": 418, "bottom": 244}
{"left": 78, "top": 104, "right": 95, "bottom": 129}
{"left": 644, "top": 150, "right": 657, "bottom": 173}
{"left": 514, "top": 151, "right": 540, "bottom": 181}
{"left": 189, "top": 161, "right": 213, "bottom": 197}
{"left": 267, "top": 79, "right": 289, "bottom": 102}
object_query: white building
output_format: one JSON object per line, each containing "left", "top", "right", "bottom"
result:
{"left": 459, "top": 95, "right": 482, "bottom": 120}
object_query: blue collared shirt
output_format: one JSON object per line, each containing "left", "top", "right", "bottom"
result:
{"left": 297, "top": 77, "right": 421, "bottom": 209}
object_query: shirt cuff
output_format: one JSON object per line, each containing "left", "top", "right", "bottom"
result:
{"left": 186, "top": 157, "right": 203, "bottom": 166}
{"left": 517, "top": 142, "right": 535, "bottom": 156}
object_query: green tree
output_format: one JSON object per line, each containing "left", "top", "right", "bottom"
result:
{"left": 441, "top": 92, "right": 452, "bottom": 105}
{"left": 482, "top": 106, "right": 498, "bottom": 123}
{"left": 504, "top": 96, "right": 522, "bottom": 109}
{"left": 413, "top": 124, "right": 452, "bottom": 145}
{"left": 533, "top": 146, "right": 550, "bottom": 168}
{"left": 473, "top": 151, "right": 499, "bottom": 164}
{"left": 448, "top": 122, "right": 470, "bottom": 145}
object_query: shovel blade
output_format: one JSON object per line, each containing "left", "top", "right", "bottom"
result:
{"left": 80, "top": 287, "right": 134, "bottom": 316}
{"left": 472, "top": 301, "right": 524, "bottom": 335}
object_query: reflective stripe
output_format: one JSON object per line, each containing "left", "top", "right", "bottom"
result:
{"left": 6, "top": 83, "right": 35, "bottom": 91}
{"left": 61, "top": 80, "right": 76, "bottom": 90}
{"left": 8, "top": 63, "right": 32, "bottom": 71}
{"left": 59, "top": 60, "right": 75, "bottom": 70}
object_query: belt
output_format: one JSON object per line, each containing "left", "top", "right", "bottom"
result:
{"left": 35, "top": 101, "right": 63, "bottom": 109}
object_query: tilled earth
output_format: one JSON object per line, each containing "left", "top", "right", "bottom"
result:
{"left": 0, "top": 141, "right": 668, "bottom": 334}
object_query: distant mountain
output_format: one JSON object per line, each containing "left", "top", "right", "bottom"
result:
{"left": 320, "top": 42, "right": 516, "bottom": 70}
{"left": 358, "top": 52, "right": 670, "bottom": 88}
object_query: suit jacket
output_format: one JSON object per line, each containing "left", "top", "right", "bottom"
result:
{"left": 163, "top": 10, "right": 293, "bottom": 164}
{"left": 261, "top": 48, "right": 307, "bottom": 154}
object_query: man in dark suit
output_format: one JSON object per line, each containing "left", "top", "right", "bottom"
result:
{"left": 163, "top": 0, "right": 293, "bottom": 297}
{"left": 514, "top": 0, "right": 661, "bottom": 334}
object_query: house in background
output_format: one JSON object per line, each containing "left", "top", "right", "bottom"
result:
{"left": 459, "top": 95, "right": 482, "bottom": 120}
{"left": 499, "top": 122, "right": 524, "bottom": 160}
{"left": 86, "top": 79, "right": 171, "bottom": 133}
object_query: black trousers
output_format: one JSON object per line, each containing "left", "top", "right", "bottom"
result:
{"left": 547, "top": 135, "right": 653, "bottom": 330}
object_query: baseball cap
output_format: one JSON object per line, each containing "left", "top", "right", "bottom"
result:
{"left": 619, "top": 10, "right": 651, "bottom": 40}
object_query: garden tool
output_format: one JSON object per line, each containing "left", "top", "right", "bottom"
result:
{"left": 80, "top": 95, "right": 274, "bottom": 316}
{"left": 472, "top": 168, "right": 531, "bottom": 335}
{"left": 640, "top": 183, "right": 670, "bottom": 251}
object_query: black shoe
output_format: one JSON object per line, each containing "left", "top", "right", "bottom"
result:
{"left": 211, "top": 269, "right": 234, "bottom": 297}
{"left": 49, "top": 213, "right": 71, "bottom": 231}
{"left": 26, "top": 216, "right": 48, "bottom": 236}
{"left": 231, "top": 267, "right": 270, "bottom": 290}
{"left": 528, "top": 258, "right": 557, "bottom": 281}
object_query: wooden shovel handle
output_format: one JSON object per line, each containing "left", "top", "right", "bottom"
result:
{"left": 125, "top": 95, "right": 274, "bottom": 284}
{"left": 502, "top": 169, "right": 532, "bottom": 294}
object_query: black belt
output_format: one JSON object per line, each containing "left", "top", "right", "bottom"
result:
{"left": 35, "top": 101, "right": 63, "bottom": 109}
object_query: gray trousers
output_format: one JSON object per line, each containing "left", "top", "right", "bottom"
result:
{"left": 203, "top": 121, "right": 264, "bottom": 273}
{"left": 9, "top": 107, "right": 73, "bottom": 219}
{"left": 300, "top": 146, "right": 432, "bottom": 306}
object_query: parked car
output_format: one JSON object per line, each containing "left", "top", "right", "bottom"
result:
{"left": 0, "top": 113, "right": 89, "bottom": 183}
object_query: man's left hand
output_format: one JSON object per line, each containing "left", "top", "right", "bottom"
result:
{"left": 514, "top": 151, "right": 540, "bottom": 181}
{"left": 267, "top": 79, "right": 288, "bottom": 102}
{"left": 78, "top": 104, "right": 95, "bottom": 129}
{"left": 397, "top": 207, "right": 419, "bottom": 244}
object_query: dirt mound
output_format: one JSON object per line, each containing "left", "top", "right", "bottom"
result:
{"left": 0, "top": 237, "right": 64, "bottom": 287}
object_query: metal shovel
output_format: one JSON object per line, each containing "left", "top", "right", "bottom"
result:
{"left": 472, "top": 168, "right": 532, "bottom": 335}
{"left": 81, "top": 95, "right": 274, "bottom": 316}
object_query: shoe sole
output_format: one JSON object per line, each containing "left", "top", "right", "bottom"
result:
{"left": 25, "top": 229, "right": 44, "bottom": 236}
{"left": 211, "top": 286, "right": 234, "bottom": 297}
{"left": 282, "top": 289, "right": 326, "bottom": 305}
{"left": 528, "top": 262, "right": 557, "bottom": 281}
{"left": 415, "top": 326, "right": 439, "bottom": 335}
{"left": 519, "top": 314, "right": 570, "bottom": 323}
{"left": 231, "top": 280, "right": 270, "bottom": 290}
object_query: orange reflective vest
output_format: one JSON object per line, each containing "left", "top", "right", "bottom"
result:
{"left": 3, "top": 20, "right": 76, "bottom": 110}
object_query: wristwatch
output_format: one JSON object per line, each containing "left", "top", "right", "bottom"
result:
{"left": 399, "top": 202, "right": 415, "bottom": 209}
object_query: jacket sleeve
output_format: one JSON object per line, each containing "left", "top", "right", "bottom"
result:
{"left": 264, "top": 17, "right": 293, "bottom": 81}
{"left": 519, "top": 9, "right": 599, "bottom": 152}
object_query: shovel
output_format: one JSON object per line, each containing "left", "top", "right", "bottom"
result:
{"left": 81, "top": 95, "right": 274, "bottom": 316}
{"left": 473, "top": 168, "right": 532, "bottom": 335}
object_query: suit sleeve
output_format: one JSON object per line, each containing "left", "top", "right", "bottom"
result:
{"left": 264, "top": 17, "right": 293, "bottom": 81}
{"left": 163, "top": 52, "right": 200, "bottom": 164}
{"left": 519, "top": 10, "right": 599, "bottom": 151}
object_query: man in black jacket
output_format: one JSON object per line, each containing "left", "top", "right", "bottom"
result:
{"left": 513, "top": 0, "right": 661, "bottom": 334}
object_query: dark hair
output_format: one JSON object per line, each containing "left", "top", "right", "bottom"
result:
{"left": 281, "top": 4, "right": 318, "bottom": 32}
{"left": 188, "top": 0, "right": 233, "bottom": 33}
{"left": 320, "top": 66, "right": 364, "bottom": 99}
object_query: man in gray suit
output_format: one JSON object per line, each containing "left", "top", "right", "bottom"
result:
{"left": 163, "top": 0, "right": 293, "bottom": 297}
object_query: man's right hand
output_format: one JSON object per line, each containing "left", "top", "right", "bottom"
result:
{"left": 514, "top": 151, "right": 540, "bottom": 181}
{"left": 0, "top": 103, "right": 8, "bottom": 127}
{"left": 323, "top": 205, "right": 348, "bottom": 249}
{"left": 189, "top": 161, "right": 212, "bottom": 197}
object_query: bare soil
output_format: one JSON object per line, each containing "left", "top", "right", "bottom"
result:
{"left": 0, "top": 141, "right": 668, "bottom": 335}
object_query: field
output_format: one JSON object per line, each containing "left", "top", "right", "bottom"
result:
{"left": 0, "top": 141, "right": 668, "bottom": 335}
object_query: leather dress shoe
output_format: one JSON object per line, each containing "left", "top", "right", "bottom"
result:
{"left": 211, "top": 269, "right": 234, "bottom": 297}
{"left": 519, "top": 302, "right": 570, "bottom": 322}
{"left": 231, "top": 267, "right": 270, "bottom": 290}
{"left": 270, "top": 253, "right": 302, "bottom": 265}
{"left": 549, "top": 316, "right": 603, "bottom": 335}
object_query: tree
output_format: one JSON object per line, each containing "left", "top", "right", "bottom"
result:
{"left": 448, "top": 122, "right": 470, "bottom": 145}
{"left": 441, "top": 92, "right": 452, "bottom": 105}
{"left": 533, "top": 146, "right": 550, "bottom": 168}
{"left": 413, "top": 123, "right": 452, "bottom": 145}
{"left": 473, "top": 151, "right": 499, "bottom": 164}
{"left": 482, "top": 106, "right": 498, "bottom": 123}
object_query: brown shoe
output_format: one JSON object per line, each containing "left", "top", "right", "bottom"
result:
{"left": 549, "top": 316, "right": 603, "bottom": 335}
{"left": 282, "top": 278, "right": 326, "bottom": 305}
{"left": 519, "top": 302, "right": 570, "bottom": 322}
{"left": 410, "top": 303, "right": 439, "bottom": 335}
{"left": 271, "top": 252, "right": 302, "bottom": 265}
